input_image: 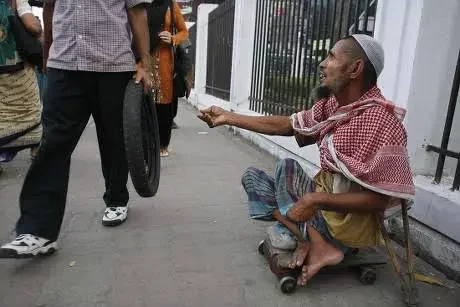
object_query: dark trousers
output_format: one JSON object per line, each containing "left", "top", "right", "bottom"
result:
{"left": 16, "top": 68, "right": 132, "bottom": 241}
{"left": 155, "top": 99, "right": 175, "bottom": 148}
{"left": 172, "top": 96, "right": 178, "bottom": 119}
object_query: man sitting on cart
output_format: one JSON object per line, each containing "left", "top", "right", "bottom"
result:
{"left": 198, "top": 34, "right": 414, "bottom": 286}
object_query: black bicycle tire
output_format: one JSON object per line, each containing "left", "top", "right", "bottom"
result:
{"left": 123, "top": 80, "right": 160, "bottom": 197}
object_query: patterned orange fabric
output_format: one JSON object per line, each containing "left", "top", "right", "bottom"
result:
{"left": 151, "top": 1, "right": 188, "bottom": 104}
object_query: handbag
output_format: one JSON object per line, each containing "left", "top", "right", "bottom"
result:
{"left": 8, "top": 14, "right": 43, "bottom": 66}
{"left": 28, "top": 0, "right": 44, "bottom": 7}
{"left": 169, "top": 1, "right": 190, "bottom": 99}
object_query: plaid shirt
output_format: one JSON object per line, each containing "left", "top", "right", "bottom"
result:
{"left": 45, "top": 0, "right": 152, "bottom": 72}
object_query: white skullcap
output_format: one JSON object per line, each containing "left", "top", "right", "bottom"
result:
{"left": 351, "top": 34, "right": 385, "bottom": 77}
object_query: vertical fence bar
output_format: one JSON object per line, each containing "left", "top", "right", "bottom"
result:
{"left": 453, "top": 159, "right": 460, "bottom": 191}
{"left": 353, "top": 0, "right": 361, "bottom": 34}
{"left": 273, "top": 0, "right": 284, "bottom": 115}
{"left": 330, "top": 0, "right": 338, "bottom": 44}
{"left": 249, "top": 0, "right": 260, "bottom": 110}
{"left": 311, "top": 0, "right": 326, "bottom": 93}
{"left": 255, "top": 0, "right": 264, "bottom": 112}
{"left": 285, "top": 0, "right": 297, "bottom": 114}
{"left": 269, "top": 0, "right": 281, "bottom": 114}
{"left": 432, "top": 50, "right": 460, "bottom": 186}
{"left": 304, "top": 0, "right": 319, "bottom": 107}
{"left": 227, "top": 1, "right": 235, "bottom": 99}
{"left": 272, "top": 0, "right": 284, "bottom": 114}
{"left": 293, "top": 0, "right": 308, "bottom": 111}
{"left": 302, "top": 0, "right": 318, "bottom": 110}
{"left": 255, "top": 0, "right": 266, "bottom": 113}
{"left": 259, "top": 0, "right": 270, "bottom": 113}
{"left": 362, "top": 0, "right": 371, "bottom": 34}
{"left": 206, "top": 15, "right": 213, "bottom": 96}
{"left": 346, "top": 0, "right": 354, "bottom": 35}
{"left": 321, "top": 0, "right": 331, "bottom": 61}
{"left": 263, "top": 0, "right": 277, "bottom": 114}
{"left": 252, "top": 0, "right": 262, "bottom": 112}
{"left": 337, "top": 0, "right": 345, "bottom": 39}
{"left": 276, "top": 0, "right": 291, "bottom": 115}
{"left": 189, "top": 25, "right": 196, "bottom": 88}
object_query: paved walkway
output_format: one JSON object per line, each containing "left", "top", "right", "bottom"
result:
{"left": 0, "top": 102, "right": 459, "bottom": 307}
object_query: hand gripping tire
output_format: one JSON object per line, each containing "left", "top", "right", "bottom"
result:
{"left": 123, "top": 80, "right": 160, "bottom": 197}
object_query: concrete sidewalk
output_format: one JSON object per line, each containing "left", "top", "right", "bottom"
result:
{"left": 0, "top": 102, "right": 459, "bottom": 307}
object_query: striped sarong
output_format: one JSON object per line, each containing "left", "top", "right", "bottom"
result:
{"left": 241, "top": 158, "right": 350, "bottom": 253}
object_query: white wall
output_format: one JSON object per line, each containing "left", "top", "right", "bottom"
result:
{"left": 375, "top": 0, "right": 460, "bottom": 177}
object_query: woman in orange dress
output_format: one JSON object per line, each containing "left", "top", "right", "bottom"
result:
{"left": 148, "top": 0, "right": 188, "bottom": 157}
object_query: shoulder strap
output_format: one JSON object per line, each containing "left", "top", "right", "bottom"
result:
{"left": 169, "top": 0, "right": 175, "bottom": 35}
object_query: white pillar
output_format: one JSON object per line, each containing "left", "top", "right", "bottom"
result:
{"left": 194, "top": 4, "right": 219, "bottom": 96}
{"left": 375, "top": 0, "right": 460, "bottom": 176}
{"left": 229, "top": 0, "right": 257, "bottom": 110}
{"left": 373, "top": 0, "right": 423, "bottom": 110}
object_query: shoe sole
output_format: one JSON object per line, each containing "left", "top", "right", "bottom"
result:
{"left": 0, "top": 242, "right": 57, "bottom": 259}
{"left": 102, "top": 216, "right": 128, "bottom": 227}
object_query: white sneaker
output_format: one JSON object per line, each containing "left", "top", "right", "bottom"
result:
{"left": 102, "top": 206, "right": 128, "bottom": 226}
{"left": 0, "top": 234, "right": 57, "bottom": 258}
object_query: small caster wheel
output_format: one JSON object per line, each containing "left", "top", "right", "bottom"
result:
{"left": 359, "top": 267, "right": 377, "bottom": 285}
{"left": 280, "top": 276, "right": 297, "bottom": 294}
{"left": 258, "top": 240, "right": 265, "bottom": 256}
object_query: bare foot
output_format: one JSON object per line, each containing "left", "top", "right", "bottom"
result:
{"left": 288, "top": 240, "right": 310, "bottom": 269}
{"left": 297, "top": 227, "right": 344, "bottom": 286}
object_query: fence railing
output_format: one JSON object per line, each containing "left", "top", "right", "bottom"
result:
{"left": 188, "top": 24, "right": 197, "bottom": 88}
{"left": 427, "top": 50, "right": 460, "bottom": 191}
{"left": 205, "top": 0, "right": 235, "bottom": 101}
{"left": 249, "top": 0, "right": 378, "bottom": 115}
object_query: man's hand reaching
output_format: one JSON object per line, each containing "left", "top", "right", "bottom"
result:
{"left": 197, "top": 106, "right": 228, "bottom": 128}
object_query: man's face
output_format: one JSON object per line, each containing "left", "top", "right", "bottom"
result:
{"left": 318, "top": 40, "right": 354, "bottom": 94}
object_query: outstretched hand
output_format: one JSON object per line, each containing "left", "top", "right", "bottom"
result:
{"left": 197, "top": 105, "right": 227, "bottom": 128}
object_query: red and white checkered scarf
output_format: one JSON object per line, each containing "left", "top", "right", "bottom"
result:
{"left": 291, "top": 86, "right": 415, "bottom": 200}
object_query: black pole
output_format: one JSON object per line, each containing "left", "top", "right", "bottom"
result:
{"left": 433, "top": 49, "right": 460, "bottom": 184}
{"left": 362, "top": 0, "right": 371, "bottom": 34}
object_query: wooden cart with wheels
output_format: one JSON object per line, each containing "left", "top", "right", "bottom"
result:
{"left": 258, "top": 237, "right": 387, "bottom": 295}
{"left": 258, "top": 201, "right": 419, "bottom": 306}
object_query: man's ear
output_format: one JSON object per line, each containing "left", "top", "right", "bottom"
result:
{"left": 349, "top": 59, "right": 365, "bottom": 80}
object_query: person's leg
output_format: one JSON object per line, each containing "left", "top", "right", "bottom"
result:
{"left": 274, "top": 158, "right": 314, "bottom": 216}
{"left": 155, "top": 103, "right": 173, "bottom": 156}
{"left": 92, "top": 72, "right": 130, "bottom": 204}
{"left": 297, "top": 223, "right": 345, "bottom": 286}
{"left": 241, "top": 167, "right": 277, "bottom": 220}
{"left": 91, "top": 72, "right": 131, "bottom": 226}
{"left": 242, "top": 166, "right": 298, "bottom": 250}
{"left": 171, "top": 96, "right": 179, "bottom": 129}
{"left": 272, "top": 158, "right": 315, "bottom": 267}
{"left": 15, "top": 69, "right": 92, "bottom": 242}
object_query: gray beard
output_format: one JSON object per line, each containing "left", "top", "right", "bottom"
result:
{"left": 311, "top": 85, "right": 333, "bottom": 101}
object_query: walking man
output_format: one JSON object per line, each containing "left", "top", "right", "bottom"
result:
{"left": 0, "top": 0, "right": 153, "bottom": 258}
